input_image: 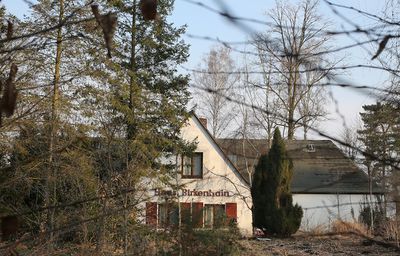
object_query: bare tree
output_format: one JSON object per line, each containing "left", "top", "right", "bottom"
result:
{"left": 254, "top": 0, "right": 335, "bottom": 139}
{"left": 298, "top": 62, "right": 330, "bottom": 140}
{"left": 231, "top": 95, "right": 256, "bottom": 185}
{"left": 339, "top": 119, "right": 362, "bottom": 161}
{"left": 250, "top": 49, "right": 283, "bottom": 147}
{"left": 193, "top": 45, "right": 239, "bottom": 137}
{"left": 380, "top": 0, "right": 400, "bottom": 105}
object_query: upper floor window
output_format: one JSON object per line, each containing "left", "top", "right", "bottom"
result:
{"left": 182, "top": 152, "right": 203, "bottom": 178}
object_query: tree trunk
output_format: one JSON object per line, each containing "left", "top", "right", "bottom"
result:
{"left": 127, "top": 0, "right": 138, "bottom": 140}
{"left": 44, "top": 0, "right": 64, "bottom": 249}
{"left": 123, "top": 190, "right": 129, "bottom": 256}
{"left": 366, "top": 164, "right": 374, "bottom": 231}
{"left": 287, "top": 111, "right": 295, "bottom": 139}
{"left": 287, "top": 61, "right": 297, "bottom": 140}
{"left": 96, "top": 188, "right": 107, "bottom": 253}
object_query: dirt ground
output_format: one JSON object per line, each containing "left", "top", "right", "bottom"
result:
{"left": 238, "top": 234, "right": 400, "bottom": 256}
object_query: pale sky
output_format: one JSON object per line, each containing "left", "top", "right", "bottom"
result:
{"left": 1, "top": 0, "right": 390, "bottom": 140}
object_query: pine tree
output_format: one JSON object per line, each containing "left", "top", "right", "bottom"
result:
{"left": 0, "top": 0, "right": 103, "bottom": 248}
{"left": 84, "top": 1, "right": 191, "bottom": 252}
{"left": 251, "top": 128, "right": 303, "bottom": 237}
{"left": 358, "top": 102, "right": 400, "bottom": 217}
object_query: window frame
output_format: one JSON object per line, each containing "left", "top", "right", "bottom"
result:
{"left": 181, "top": 152, "right": 203, "bottom": 179}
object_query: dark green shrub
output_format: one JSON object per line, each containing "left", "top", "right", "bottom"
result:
{"left": 251, "top": 128, "right": 303, "bottom": 237}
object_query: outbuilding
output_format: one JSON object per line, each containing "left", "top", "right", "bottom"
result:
{"left": 217, "top": 138, "right": 384, "bottom": 230}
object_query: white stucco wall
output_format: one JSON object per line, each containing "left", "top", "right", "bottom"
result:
{"left": 179, "top": 117, "right": 253, "bottom": 235}
{"left": 293, "top": 194, "right": 371, "bottom": 231}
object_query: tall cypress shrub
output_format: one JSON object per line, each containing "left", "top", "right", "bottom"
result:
{"left": 251, "top": 128, "right": 303, "bottom": 237}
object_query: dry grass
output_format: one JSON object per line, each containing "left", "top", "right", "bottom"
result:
{"left": 379, "top": 220, "right": 400, "bottom": 242}
{"left": 240, "top": 234, "right": 400, "bottom": 256}
{"left": 303, "top": 224, "right": 327, "bottom": 236}
{"left": 331, "top": 220, "right": 370, "bottom": 237}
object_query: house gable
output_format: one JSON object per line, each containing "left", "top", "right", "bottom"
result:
{"left": 174, "top": 114, "right": 253, "bottom": 235}
{"left": 181, "top": 114, "right": 250, "bottom": 188}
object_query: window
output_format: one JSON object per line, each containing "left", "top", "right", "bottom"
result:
{"left": 204, "top": 204, "right": 226, "bottom": 228}
{"left": 180, "top": 203, "right": 191, "bottom": 224}
{"left": 182, "top": 152, "right": 203, "bottom": 178}
{"left": 145, "top": 202, "right": 237, "bottom": 229}
{"left": 191, "top": 202, "right": 204, "bottom": 228}
{"left": 146, "top": 202, "right": 157, "bottom": 226}
{"left": 158, "top": 203, "right": 179, "bottom": 228}
{"left": 204, "top": 205, "right": 213, "bottom": 228}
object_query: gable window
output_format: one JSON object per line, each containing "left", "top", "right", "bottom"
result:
{"left": 182, "top": 152, "right": 203, "bottom": 178}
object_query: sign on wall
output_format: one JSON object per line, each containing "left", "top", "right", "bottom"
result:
{"left": 154, "top": 188, "right": 231, "bottom": 197}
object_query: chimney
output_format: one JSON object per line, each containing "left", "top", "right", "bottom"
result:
{"left": 198, "top": 117, "right": 207, "bottom": 129}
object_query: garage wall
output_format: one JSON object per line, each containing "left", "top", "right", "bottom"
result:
{"left": 293, "top": 194, "right": 373, "bottom": 231}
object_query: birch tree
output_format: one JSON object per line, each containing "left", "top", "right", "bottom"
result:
{"left": 193, "top": 45, "right": 239, "bottom": 137}
{"left": 249, "top": 50, "right": 283, "bottom": 146}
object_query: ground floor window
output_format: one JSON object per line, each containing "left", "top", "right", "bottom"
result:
{"left": 158, "top": 203, "right": 179, "bottom": 227}
{"left": 204, "top": 204, "right": 225, "bottom": 228}
{"left": 145, "top": 201, "right": 237, "bottom": 228}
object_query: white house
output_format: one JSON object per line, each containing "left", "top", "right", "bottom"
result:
{"left": 143, "top": 114, "right": 253, "bottom": 236}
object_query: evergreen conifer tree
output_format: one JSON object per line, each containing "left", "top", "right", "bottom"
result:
{"left": 251, "top": 128, "right": 303, "bottom": 237}
{"left": 358, "top": 102, "right": 400, "bottom": 216}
